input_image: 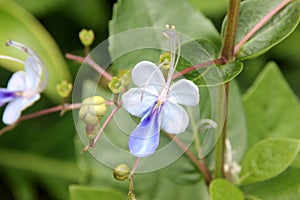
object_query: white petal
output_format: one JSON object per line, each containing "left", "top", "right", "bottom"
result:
{"left": 168, "top": 79, "right": 199, "bottom": 106}
{"left": 132, "top": 61, "right": 166, "bottom": 93}
{"left": 2, "top": 94, "right": 40, "bottom": 125}
{"left": 160, "top": 101, "right": 189, "bottom": 134}
{"left": 7, "top": 71, "right": 26, "bottom": 91}
{"left": 25, "top": 57, "right": 42, "bottom": 89}
{"left": 122, "top": 88, "right": 157, "bottom": 117}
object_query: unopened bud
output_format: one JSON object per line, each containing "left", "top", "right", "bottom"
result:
{"left": 56, "top": 81, "right": 72, "bottom": 98}
{"left": 113, "top": 164, "right": 130, "bottom": 181}
{"left": 79, "top": 29, "right": 95, "bottom": 46}
{"left": 108, "top": 72, "right": 131, "bottom": 94}
{"left": 79, "top": 96, "right": 107, "bottom": 125}
{"left": 159, "top": 52, "right": 171, "bottom": 70}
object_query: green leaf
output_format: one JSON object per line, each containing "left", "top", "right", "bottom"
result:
{"left": 188, "top": 0, "right": 228, "bottom": 17}
{"left": 242, "top": 167, "right": 300, "bottom": 200}
{"left": 161, "top": 150, "right": 202, "bottom": 185}
{"left": 0, "top": 148, "right": 83, "bottom": 182}
{"left": 227, "top": 81, "right": 247, "bottom": 162}
{"left": 210, "top": 179, "right": 244, "bottom": 200}
{"left": 240, "top": 138, "right": 300, "bottom": 185}
{"left": 191, "top": 61, "right": 243, "bottom": 86}
{"left": 177, "top": 39, "right": 243, "bottom": 86}
{"left": 0, "top": 0, "right": 71, "bottom": 102}
{"left": 235, "top": 0, "right": 300, "bottom": 60}
{"left": 69, "top": 185, "right": 123, "bottom": 200}
{"left": 243, "top": 62, "right": 300, "bottom": 148}
{"left": 74, "top": 135, "right": 210, "bottom": 200}
{"left": 108, "top": 0, "right": 220, "bottom": 71}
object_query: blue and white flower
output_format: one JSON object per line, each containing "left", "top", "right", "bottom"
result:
{"left": 122, "top": 27, "right": 199, "bottom": 158}
{"left": 0, "top": 40, "right": 48, "bottom": 125}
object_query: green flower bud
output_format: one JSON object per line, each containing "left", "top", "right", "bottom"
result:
{"left": 159, "top": 52, "right": 171, "bottom": 70}
{"left": 56, "top": 81, "right": 73, "bottom": 98}
{"left": 113, "top": 164, "right": 130, "bottom": 181}
{"left": 108, "top": 72, "right": 131, "bottom": 94}
{"left": 79, "top": 29, "right": 95, "bottom": 46}
{"left": 79, "top": 96, "right": 107, "bottom": 125}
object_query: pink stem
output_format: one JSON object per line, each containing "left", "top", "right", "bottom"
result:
{"left": 92, "top": 106, "right": 120, "bottom": 147}
{"left": 130, "top": 158, "right": 141, "bottom": 175}
{"left": 66, "top": 53, "right": 113, "bottom": 81}
{"left": 234, "top": 0, "right": 292, "bottom": 54}
{"left": 173, "top": 58, "right": 226, "bottom": 79}
{"left": 19, "top": 103, "right": 82, "bottom": 122}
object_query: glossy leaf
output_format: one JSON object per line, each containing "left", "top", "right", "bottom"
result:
{"left": 69, "top": 185, "right": 123, "bottom": 200}
{"left": 242, "top": 167, "right": 300, "bottom": 200}
{"left": 177, "top": 39, "right": 243, "bottom": 86}
{"left": 0, "top": 0, "right": 71, "bottom": 102}
{"left": 243, "top": 62, "right": 300, "bottom": 149}
{"left": 108, "top": 0, "right": 220, "bottom": 71}
{"left": 227, "top": 81, "right": 247, "bottom": 162}
{"left": 240, "top": 138, "right": 300, "bottom": 185}
{"left": 210, "top": 179, "right": 244, "bottom": 200}
{"left": 234, "top": 0, "right": 300, "bottom": 60}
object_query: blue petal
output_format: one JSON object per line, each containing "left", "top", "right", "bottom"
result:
{"left": 0, "top": 89, "right": 16, "bottom": 107}
{"left": 160, "top": 101, "right": 189, "bottom": 134}
{"left": 168, "top": 79, "right": 199, "bottom": 106}
{"left": 2, "top": 93, "right": 40, "bottom": 125}
{"left": 122, "top": 87, "right": 157, "bottom": 117}
{"left": 132, "top": 61, "right": 166, "bottom": 89}
{"left": 128, "top": 106, "right": 161, "bottom": 157}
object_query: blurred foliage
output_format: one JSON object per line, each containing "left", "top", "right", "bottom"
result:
{"left": 0, "top": 0, "right": 300, "bottom": 199}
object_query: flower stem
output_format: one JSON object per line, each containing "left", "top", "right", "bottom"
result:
{"left": 221, "top": 0, "right": 240, "bottom": 61}
{"left": 0, "top": 103, "right": 82, "bottom": 136}
{"left": 234, "top": 0, "right": 292, "bottom": 54}
{"left": 214, "top": 0, "right": 240, "bottom": 179}
{"left": 166, "top": 134, "right": 212, "bottom": 185}
{"left": 214, "top": 83, "right": 229, "bottom": 178}
{"left": 65, "top": 53, "right": 113, "bottom": 81}
{"left": 91, "top": 106, "right": 120, "bottom": 147}
{"left": 173, "top": 58, "right": 226, "bottom": 80}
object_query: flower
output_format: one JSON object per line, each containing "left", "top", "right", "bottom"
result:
{"left": 122, "top": 60, "right": 199, "bottom": 157}
{"left": 122, "top": 26, "right": 200, "bottom": 158}
{"left": 0, "top": 40, "right": 48, "bottom": 125}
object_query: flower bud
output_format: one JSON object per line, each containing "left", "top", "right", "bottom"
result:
{"left": 79, "top": 96, "right": 107, "bottom": 125}
{"left": 108, "top": 72, "right": 131, "bottom": 94}
{"left": 56, "top": 81, "right": 72, "bottom": 98}
{"left": 159, "top": 52, "right": 171, "bottom": 70}
{"left": 79, "top": 29, "right": 95, "bottom": 46}
{"left": 113, "top": 163, "right": 130, "bottom": 181}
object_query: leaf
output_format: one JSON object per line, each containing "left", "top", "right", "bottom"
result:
{"left": 242, "top": 167, "right": 300, "bottom": 200}
{"left": 0, "top": 148, "right": 83, "bottom": 182}
{"left": 69, "top": 185, "right": 124, "bottom": 200}
{"left": 210, "top": 179, "right": 244, "bottom": 200}
{"left": 177, "top": 39, "right": 243, "bottom": 86}
{"left": 74, "top": 136, "right": 210, "bottom": 200}
{"left": 12, "top": 0, "right": 66, "bottom": 16}
{"left": 234, "top": 0, "right": 300, "bottom": 60}
{"left": 227, "top": 81, "right": 247, "bottom": 162}
{"left": 243, "top": 62, "right": 300, "bottom": 149}
{"left": 188, "top": 0, "right": 228, "bottom": 17}
{"left": 239, "top": 138, "right": 300, "bottom": 185}
{"left": 108, "top": 0, "right": 221, "bottom": 71}
{"left": 161, "top": 149, "right": 202, "bottom": 185}
{"left": 0, "top": 0, "right": 71, "bottom": 102}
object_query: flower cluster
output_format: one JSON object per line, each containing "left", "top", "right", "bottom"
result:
{"left": 122, "top": 27, "right": 200, "bottom": 158}
{"left": 0, "top": 40, "right": 48, "bottom": 125}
